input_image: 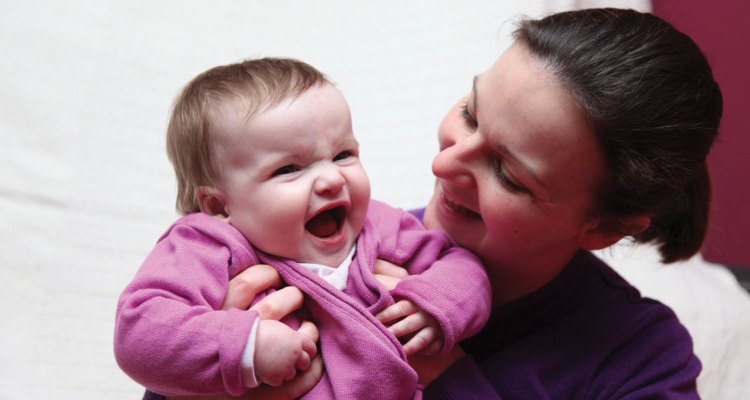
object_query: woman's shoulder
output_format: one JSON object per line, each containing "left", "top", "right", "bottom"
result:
{"left": 575, "top": 250, "right": 687, "bottom": 325}
{"left": 573, "top": 251, "right": 698, "bottom": 375}
{"left": 465, "top": 251, "right": 699, "bottom": 398}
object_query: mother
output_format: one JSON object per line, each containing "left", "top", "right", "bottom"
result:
{"left": 165, "top": 7, "right": 721, "bottom": 399}
{"left": 419, "top": 7, "right": 720, "bottom": 398}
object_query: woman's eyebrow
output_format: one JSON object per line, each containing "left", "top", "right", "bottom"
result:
{"left": 471, "top": 76, "right": 479, "bottom": 114}
{"left": 495, "top": 144, "right": 548, "bottom": 190}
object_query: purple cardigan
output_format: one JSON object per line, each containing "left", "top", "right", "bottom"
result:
{"left": 424, "top": 249, "right": 701, "bottom": 399}
{"left": 115, "top": 200, "right": 490, "bottom": 399}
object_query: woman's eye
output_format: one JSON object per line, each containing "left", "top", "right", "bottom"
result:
{"left": 493, "top": 160, "right": 527, "bottom": 194}
{"left": 460, "top": 103, "right": 478, "bottom": 129}
{"left": 272, "top": 165, "right": 300, "bottom": 176}
{"left": 333, "top": 151, "right": 352, "bottom": 161}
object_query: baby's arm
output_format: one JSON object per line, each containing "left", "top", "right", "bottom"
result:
{"left": 159, "top": 277, "right": 324, "bottom": 400}
{"left": 373, "top": 259, "right": 444, "bottom": 355}
{"left": 367, "top": 200, "right": 491, "bottom": 354}
{"left": 115, "top": 217, "right": 311, "bottom": 396}
{"left": 376, "top": 298, "right": 443, "bottom": 355}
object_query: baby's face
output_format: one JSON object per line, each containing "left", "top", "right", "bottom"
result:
{"left": 211, "top": 84, "right": 370, "bottom": 266}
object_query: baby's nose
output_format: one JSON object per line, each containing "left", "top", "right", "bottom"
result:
{"left": 314, "top": 165, "right": 345, "bottom": 194}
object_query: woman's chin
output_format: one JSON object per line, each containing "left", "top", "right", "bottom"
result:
{"left": 422, "top": 194, "right": 441, "bottom": 231}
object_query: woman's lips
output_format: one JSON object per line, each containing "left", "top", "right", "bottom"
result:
{"left": 441, "top": 190, "right": 481, "bottom": 219}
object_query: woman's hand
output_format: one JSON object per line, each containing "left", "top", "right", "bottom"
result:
{"left": 373, "top": 259, "right": 408, "bottom": 290}
{"left": 221, "top": 264, "right": 284, "bottom": 310}
{"left": 408, "top": 346, "right": 465, "bottom": 386}
{"left": 166, "top": 265, "right": 323, "bottom": 400}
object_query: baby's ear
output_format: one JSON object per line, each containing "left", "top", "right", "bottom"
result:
{"left": 576, "top": 215, "right": 651, "bottom": 250}
{"left": 196, "top": 186, "right": 228, "bottom": 218}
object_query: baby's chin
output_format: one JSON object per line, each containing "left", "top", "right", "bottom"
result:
{"left": 294, "top": 228, "right": 354, "bottom": 266}
{"left": 298, "top": 242, "right": 355, "bottom": 267}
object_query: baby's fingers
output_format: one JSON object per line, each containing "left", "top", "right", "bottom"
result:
{"left": 376, "top": 299, "right": 419, "bottom": 324}
{"left": 403, "top": 326, "right": 440, "bottom": 356}
{"left": 415, "top": 335, "right": 444, "bottom": 356}
{"left": 298, "top": 320, "right": 320, "bottom": 343}
{"left": 300, "top": 334, "right": 317, "bottom": 360}
{"left": 295, "top": 349, "right": 312, "bottom": 372}
{"left": 386, "top": 308, "right": 428, "bottom": 337}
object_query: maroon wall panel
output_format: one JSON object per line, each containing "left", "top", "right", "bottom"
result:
{"left": 652, "top": 0, "right": 750, "bottom": 267}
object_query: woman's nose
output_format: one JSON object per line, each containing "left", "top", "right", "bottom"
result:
{"left": 314, "top": 164, "right": 345, "bottom": 195}
{"left": 432, "top": 131, "right": 478, "bottom": 189}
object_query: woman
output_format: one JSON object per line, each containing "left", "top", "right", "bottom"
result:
{"left": 163, "top": 7, "right": 721, "bottom": 399}
{"left": 418, "top": 8, "right": 719, "bottom": 398}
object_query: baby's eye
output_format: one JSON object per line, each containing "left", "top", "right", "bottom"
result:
{"left": 333, "top": 151, "right": 352, "bottom": 161}
{"left": 272, "top": 165, "right": 300, "bottom": 176}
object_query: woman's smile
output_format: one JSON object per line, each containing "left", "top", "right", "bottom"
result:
{"left": 440, "top": 187, "right": 481, "bottom": 220}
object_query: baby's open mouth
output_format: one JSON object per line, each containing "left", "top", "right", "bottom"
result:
{"left": 305, "top": 206, "right": 346, "bottom": 238}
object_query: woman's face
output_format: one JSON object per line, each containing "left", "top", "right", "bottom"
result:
{"left": 424, "top": 43, "right": 607, "bottom": 289}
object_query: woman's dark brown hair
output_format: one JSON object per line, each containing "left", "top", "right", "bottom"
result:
{"left": 515, "top": 8, "right": 723, "bottom": 262}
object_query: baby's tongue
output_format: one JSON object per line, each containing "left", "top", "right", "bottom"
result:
{"left": 305, "top": 211, "right": 338, "bottom": 238}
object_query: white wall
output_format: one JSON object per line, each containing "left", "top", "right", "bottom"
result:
{"left": 3, "top": 1, "right": 700, "bottom": 399}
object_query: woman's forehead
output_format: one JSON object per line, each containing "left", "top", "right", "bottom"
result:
{"left": 475, "top": 44, "right": 604, "bottom": 194}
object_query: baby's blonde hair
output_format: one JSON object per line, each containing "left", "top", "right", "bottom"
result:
{"left": 166, "top": 58, "right": 331, "bottom": 214}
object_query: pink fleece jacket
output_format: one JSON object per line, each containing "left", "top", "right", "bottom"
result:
{"left": 114, "top": 199, "right": 491, "bottom": 399}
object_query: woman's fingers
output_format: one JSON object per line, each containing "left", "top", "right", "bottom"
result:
{"left": 250, "top": 286, "right": 305, "bottom": 320}
{"left": 221, "top": 264, "right": 282, "bottom": 310}
{"left": 374, "top": 259, "right": 409, "bottom": 279}
{"left": 374, "top": 259, "right": 407, "bottom": 290}
{"left": 373, "top": 274, "right": 401, "bottom": 291}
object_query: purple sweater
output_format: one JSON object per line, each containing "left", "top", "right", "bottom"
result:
{"left": 115, "top": 200, "right": 490, "bottom": 399}
{"left": 423, "top": 249, "right": 701, "bottom": 399}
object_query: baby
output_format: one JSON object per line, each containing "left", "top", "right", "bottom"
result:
{"left": 114, "top": 58, "right": 490, "bottom": 399}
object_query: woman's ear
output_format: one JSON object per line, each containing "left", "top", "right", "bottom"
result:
{"left": 196, "top": 186, "right": 228, "bottom": 218}
{"left": 576, "top": 215, "right": 651, "bottom": 250}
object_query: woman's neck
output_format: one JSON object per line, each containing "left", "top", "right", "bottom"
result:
{"left": 486, "top": 247, "right": 578, "bottom": 306}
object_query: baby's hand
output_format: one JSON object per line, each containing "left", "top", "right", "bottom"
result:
{"left": 254, "top": 320, "right": 317, "bottom": 386}
{"left": 376, "top": 299, "right": 443, "bottom": 356}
